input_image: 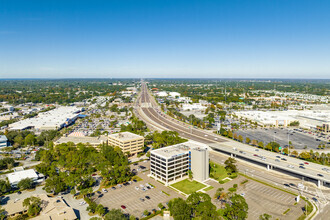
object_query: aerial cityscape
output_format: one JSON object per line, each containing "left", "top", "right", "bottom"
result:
{"left": 1, "top": 1, "right": 330, "bottom": 220}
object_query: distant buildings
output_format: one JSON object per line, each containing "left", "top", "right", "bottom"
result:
{"left": 182, "top": 103, "right": 207, "bottom": 111}
{"left": 9, "top": 106, "right": 84, "bottom": 131}
{"left": 149, "top": 141, "right": 209, "bottom": 186}
{"left": 54, "top": 135, "right": 108, "bottom": 147}
{"left": 108, "top": 132, "right": 144, "bottom": 155}
{"left": 0, "top": 135, "right": 8, "bottom": 148}
{"left": 235, "top": 110, "right": 330, "bottom": 131}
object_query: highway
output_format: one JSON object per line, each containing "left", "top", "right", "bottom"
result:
{"left": 136, "top": 82, "right": 330, "bottom": 188}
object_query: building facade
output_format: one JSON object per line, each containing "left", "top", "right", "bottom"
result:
{"left": 150, "top": 141, "right": 209, "bottom": 186}
{"left": 108, "top": 132, "right": 144, "bottom": 155}
{"left": 0, "top": 135, "right": 8, "bottom": 148}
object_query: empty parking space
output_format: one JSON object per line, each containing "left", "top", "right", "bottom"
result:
{"left": 238, "top": 181, "right": 305, "bottom": 219}
{"left": 94, "top": 172, "right": 183, "bottom": 218}
{"left": 235, "top": 128, "right": 323, "bottom": 149}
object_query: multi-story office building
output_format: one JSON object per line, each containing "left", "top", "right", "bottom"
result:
{"left": 150, "top": 141, "right": 209, "bottom": 186}
{"left": 108, "top": 132, "right": 144, "bottom": 155}
{"left": 0, "top": 135, "right": 8, "bottom": 148}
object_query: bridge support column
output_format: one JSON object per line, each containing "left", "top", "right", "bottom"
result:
{"left": 230, "top": 153, "right": 233, "bottom": 158}
{"left": 318, "top": 180, "right": 322, "bottom": 188}
{"left": 267, "top": 164, "right": 270, "bottom": 170}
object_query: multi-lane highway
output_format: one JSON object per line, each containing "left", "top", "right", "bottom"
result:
{"left": 136, "top": 82, "right": 330, "bottom": 188}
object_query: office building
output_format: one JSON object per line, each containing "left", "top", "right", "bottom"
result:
{"left": 0, "top": 135, "right": 8, "bottom": 148}
{"left": 150, "top": 141, "right": 209, "bottom": 186}
{"left": 108, "top": 132, "right": 144, "bottom": 155}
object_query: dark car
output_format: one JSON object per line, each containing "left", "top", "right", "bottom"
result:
{"left": 276, "top": 156, "right": 281, "bottom": 158}
{"left": 145, "top": 196, "right": 150, "bottom": 200}
{"left": 299, "top": 166, "right": 305, "bottom": 169}
{"left": 97, "top": 191, "right": 102, "bottom": 194}
{"left": 17, "top": 191, "right": 22, "bottom": 195}
{"left": 281, "top": 158, "right": 287, "bottom": 161}
{"left": 121, "top": 205, "right": 126, "bottom": 209}
{"left": 317, "top": 174, "right": 324, "bottom": 177}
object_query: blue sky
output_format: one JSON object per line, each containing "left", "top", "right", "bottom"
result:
{"left": 0, "top": 0, "right": 330, "bottom": 78}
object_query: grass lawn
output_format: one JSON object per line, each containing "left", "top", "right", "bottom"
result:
{"left": 171, "top": 179, "right": 206, "bottom": 195}
{"left": 210, "top": 161, "right": 228, "bottom": 181}
{"left": 203, "top": 186, "right": 214, "bottom": 191}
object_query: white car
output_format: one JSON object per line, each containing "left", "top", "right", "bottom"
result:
{"left": 102, "top": 188, "right": 108, "bottom": 193}
{"left": 287, "top": 165, "right": 294, "bottom": 168}
{"left": 79, "top": 201, "right": 86, "bottom": 205}
{"left": 135, "top": 186, "right": 139, "bottom": 190}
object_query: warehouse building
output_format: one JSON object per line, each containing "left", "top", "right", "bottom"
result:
{"left": 149, "top": 141, "right": 209, "bottom": 186}
{"left": 9, "top": 106, "right": 84, "bottom": 131}
{"left": 108, "top": 132, "right": 144, "bottom": 155}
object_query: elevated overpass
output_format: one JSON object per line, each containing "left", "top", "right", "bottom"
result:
{"left": 136, "top": 82, "right": 330, "bottom": 188}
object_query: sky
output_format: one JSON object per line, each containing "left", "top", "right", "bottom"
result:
{"left": 0, "top": 0, "right": 330, "bottom": 79}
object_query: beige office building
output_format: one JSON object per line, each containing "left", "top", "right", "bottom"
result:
{"left": 108, "top": 132, "right": 144, "bottom": 155}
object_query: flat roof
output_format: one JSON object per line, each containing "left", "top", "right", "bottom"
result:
{"left": 9, "top": 106, "right": 82, "bottom": 130}
{"left": 55, "top": 136, "right": 107, "bottom": 145}
{"left": 7, "top": 169, "right": 38, "bottom": 184}
{"left": 108, "top": 132, "right": 143, "bottom": 141}
{"left": 151, "top": 141, "right": 208, "bottom": 159}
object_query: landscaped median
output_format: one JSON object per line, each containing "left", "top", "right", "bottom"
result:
{"left": 170, "top": 179, "right": 206, "bottom": 195}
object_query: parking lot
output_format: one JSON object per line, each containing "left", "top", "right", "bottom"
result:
{"left": 94, "top": 171, "right": 183, "bottom": 218}
{"left": 204, "top": 174, "right": 305, "bottom": 220}
{"left": 237, "top": 180, "right": 304, "bottom": 219}
{"left": 235, "top": 128, "right": 327, "bottom": 149}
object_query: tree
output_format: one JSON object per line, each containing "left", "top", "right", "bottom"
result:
{"left": 188, "top": 170, "right": 193, "bottom": 180}
{"left": 143, "top": 210, "right": 149, "bottom": 216}
{"left": 291, "top": 150, "right": 299, "bottom": 157}
{"left": 258, "top": 141, "right": 264, "bottom": 149}
{"left": 214, "top": 187, "right": 224, "bottom": 199}
{"left": 104, "top": 209, "right": 126, "bottom": 220}
{"left": 158, "top": 203, "right": 164, "bottom": 210}
{"left": 0, "top": 180, "right": 11, "bottom": 195}
{"left": 223, "top": 194, "right": 248, "bottom": 220}
{"left": 44, "top": 176, "right": 67, "bottom": 195}
{"left": 24, "top": 133, "right": 36, "bottom": 146}
{"left": 18, "top": 178, "right": 33, "bottom": 190}
{"left": 238, "top": 135, "right": 243, "bottom": 143}
{"left": 186, "top": 192, "right": 219, "bottom": 219}
{"left": 168, "top": 197, "right": 191, "bottom": 219}
{"left": 245, "top": 137, "right": 251, "bottom": 144}
{"left": 0, "top": 207, "right": 6, "bottom": 220}
{"left": 259, "top": 213, "right": 272, "bottom": 220}
{"left": 95, "top": 204, "right": 106, "bottom": 216}
{"left": 224, "top": 157, "right": 237, "bottom": 174}
{"left": 23, "top": 196, "right": 42, "bottom": 217}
